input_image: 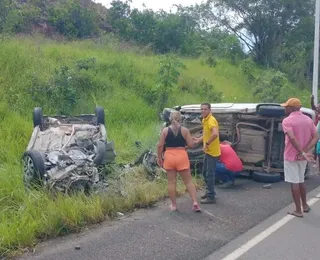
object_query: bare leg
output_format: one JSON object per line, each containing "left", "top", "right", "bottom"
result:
{"left": 291, "top": 183, "right": 303, "bottom": 215}
{"left": 299, "top": 183, "right": 309, "bottom": 211}
{"left": 179, "top": 169, "right": 198, "bottom": 204}
{"left": 167, "top": 170, "right": 177, "bottom": 210}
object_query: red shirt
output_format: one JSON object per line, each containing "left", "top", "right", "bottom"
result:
{"left": 219, "top": 144, "right": 243, "bottom": 172}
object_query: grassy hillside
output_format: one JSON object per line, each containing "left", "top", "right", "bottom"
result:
{"left": 0, "top": 35, "right": 310, "bottom": 256}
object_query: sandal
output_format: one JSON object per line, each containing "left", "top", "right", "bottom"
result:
{"left": 192, "top": 203, "right": 201, "bottom": 212}
{"left": 169, "top": 205, "right": 177, "bottom": 212}
{"left": 287, "top": 211, "right": 303, "bottom": 218}
{"left": 303, "top": 207, "right": 311, "bottom": 213}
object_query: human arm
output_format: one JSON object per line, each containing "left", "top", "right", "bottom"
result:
{"left": 156, "top": 128, "right": 167, "bottom": 167}
{"left": 302, "top": 123, "right": 318, "bottom": 153}
{"left": 192, "top": 135, "right": 203, "bottom": 144}
{"left": 205, "top": 127, "right": 218, "bottom": 146}
{"left": 182, "top": 128, "right": 195, "bottom": 149}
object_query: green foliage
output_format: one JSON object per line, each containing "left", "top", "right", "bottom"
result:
{"left": 198, "top": 78, "right": 222, "bottom": 102}
{"left": 240, "top": 58, "right": 256, "bottom": 84}
{"left": 155, "top": 54, "right": 186, "bottom": 110}
{"left": 252, "top": 71, "right": 289, "bottom": 103}
{"left": 30, "top": 58, "right": 102, "bottom": 115}
{"left": 202, "top": 0, "right": 314, "bottom": 88}
{"left": 48, "top": 0, "right": 99, "bottom": 38}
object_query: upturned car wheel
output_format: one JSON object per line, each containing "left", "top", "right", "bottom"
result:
{"left": 23, "top": 150, "right": 45, "bottom": 190}
{"left": 93, "top": 140, "right": 106, "bottom": 165}
{"left": 33, "top": 107, "right": 43, "bottom": 128}
{"left": 95, "top": 106, "right": 105, "bottom": 125}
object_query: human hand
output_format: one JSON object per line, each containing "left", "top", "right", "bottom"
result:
{"left": 157, "top": 157, "right": 163, "bottom": 167}
{"left": 296, "top": 152, "right": 315, "bottom": 163}
{"left": 203, "top": 143, "right": 208, "bottom": 153}
{"left": 193, "top": 137, "right": 200, "bottom": 144}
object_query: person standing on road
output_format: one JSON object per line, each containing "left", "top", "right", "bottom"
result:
{"left": 157, "top": 111, "right": 201, "bottom": 212}
{"left": 281, "top": 98, "right": 318, "bottom": 218}
{"left": 193, "top": 103, "right": 221, "bottom": 204}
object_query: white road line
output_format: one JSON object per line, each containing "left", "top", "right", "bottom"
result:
{"left": 202, "top": 209, "right": 227, "bottom": 222}
{"left": 220, "top": 192, "right": 320, "bottom": 260}
{"left": 173, "top": 230, "right": 198, "bottom": 241}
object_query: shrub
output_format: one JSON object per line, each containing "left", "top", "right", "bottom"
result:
{"left": 155, "top": 54, "right": 186, "bottom": 111}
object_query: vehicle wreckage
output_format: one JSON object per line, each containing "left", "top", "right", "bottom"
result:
{"left": 22, "top": 106, "right": 117, "bottom": 194}
{"left": 160, "top": 103, "right": 316, "bottom": 183}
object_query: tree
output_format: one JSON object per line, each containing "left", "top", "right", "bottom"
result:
{"left": 201, "top": 0, "right": 315, "bottom": 67}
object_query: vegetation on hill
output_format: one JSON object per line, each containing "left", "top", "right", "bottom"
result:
{"left": 0, "top": 0, "right": 317, "bottom": 91}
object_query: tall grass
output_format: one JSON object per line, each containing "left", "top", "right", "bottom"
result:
{"left": 0, "top": 35, "right": 308, "bottom": 257}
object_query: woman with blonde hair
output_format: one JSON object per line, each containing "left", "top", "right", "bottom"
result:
{"left": 157, "top": 111, "right": 201, "bottom": 212}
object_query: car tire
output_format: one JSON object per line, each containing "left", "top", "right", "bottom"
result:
{"left": 23, "top": 150, "right": 45, "bottom": 189}
{"left": 93, "top": 140, "right": 106, "bottom": 165}
{"left": 95, "top": 106, "right": 105, "bottom": 125}
{"left": 187, "top": 146, "right": 203, "bottom": 157}
{"left": 33, "top": 107, "right": 43, "bottom": 128}
{"left": 256, "top": 105, "right": 285, "bottom": 117}
{"left": 252, "top": 171, "right": 282, "bottom": 183}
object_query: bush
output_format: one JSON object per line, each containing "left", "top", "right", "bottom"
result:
{"left": 199, "top": 78, "right": 222, "bottom": 102}
{"left": 240, "top": 58, "right": 256, "bottom": 84}
{"left": 252, "top": 71, "right": 289, "bottom": 103}
{"left": 29, "top": 57, "right": 103, "bottom": 115}
{"left": 155, "top": 54, "right": 186, "bottom": 111}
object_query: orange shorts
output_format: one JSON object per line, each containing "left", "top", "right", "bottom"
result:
{"left": 163, "top": 148, "right": 190, "bottom": 171}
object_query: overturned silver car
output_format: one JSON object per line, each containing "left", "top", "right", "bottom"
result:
{"left": 22, "top": 106, "right": 116, "bottom": 194}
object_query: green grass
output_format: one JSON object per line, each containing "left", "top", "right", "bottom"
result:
{"left": 0, "top": 35, "right": 310, "bottom": 257}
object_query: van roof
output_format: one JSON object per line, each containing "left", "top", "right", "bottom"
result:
{"left": 179, "top": 103, "right": 316, "bottom": 120}
{"left": 180, "top": 103, "right": 258, "bottom": 114}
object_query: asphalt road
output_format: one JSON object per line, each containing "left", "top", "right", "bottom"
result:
{"left": 206, "top": 184, "right": 320, "bottom": 260}
{"left": 17, "top": 174, "right": 320, "bottom": 260}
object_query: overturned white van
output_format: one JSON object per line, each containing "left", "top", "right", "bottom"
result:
{"left": 161, "top": 103, "right": 316, "bottom": 183}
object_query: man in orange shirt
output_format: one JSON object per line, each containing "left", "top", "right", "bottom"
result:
{"left": 215, "top": 141, "right": 243, "bottom": 188}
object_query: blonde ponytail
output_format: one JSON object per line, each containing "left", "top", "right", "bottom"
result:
{"left": 169, "top": 111, "right": 181, "bottom": 136}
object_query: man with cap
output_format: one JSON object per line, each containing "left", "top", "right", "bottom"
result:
{"left": 281, "top": 98, "right": 318, "bottom": 218}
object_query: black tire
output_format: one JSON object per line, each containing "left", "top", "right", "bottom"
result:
{"left": 23, "top": 150, "right": 45, "bottom": 189}
{"left": 93, "top": 140, "right": 106, "bottom": 165}
{"left": 161, "top": 108, "right": 175, "bottom": 123}
{"left": 33, "top": 107, "right": 43, "bottom": 128}
{"left": 256, "top": 105, "right": 285, "bottom": 117}
{"left": 252, "top": 171, "right": 282, "bottom": 183}
{"left": 187, "top": 147, "right": 204, "bottom": 157}
{"left": 95, "top": 106, "right": 105, "bottom": 125}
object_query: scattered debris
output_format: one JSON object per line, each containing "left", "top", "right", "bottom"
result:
{"left": 116, "top": 212, "right": 124, "bottom": 217}
{"left": 263, "top": 184, "right": 272, "bottom": 189}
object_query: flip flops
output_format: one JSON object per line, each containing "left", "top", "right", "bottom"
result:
{"left": 169, "top": 205, "right": 177, "bottom": 212}
{"left": 192, "top": 203, "right": 201, "bottom": 212}
{"left": 303, "top": 207, "right": 311, "bottom": 213}
{"left": 287, "top": 211, "right": 303, "bottom": 218}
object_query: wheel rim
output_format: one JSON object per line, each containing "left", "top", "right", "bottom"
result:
{"left": 23, "top": 156, "right": 35, "bottom": 182}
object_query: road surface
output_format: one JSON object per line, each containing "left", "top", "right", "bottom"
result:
{"left": 206, "top": 183, "right": 320, "bottom": 260}
{"left": 17, "top": 174, "right": 320, "bottom": 260}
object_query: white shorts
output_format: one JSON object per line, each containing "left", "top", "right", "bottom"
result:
{"left": 284, "top": 160, "right": 308, "bottom": 184}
